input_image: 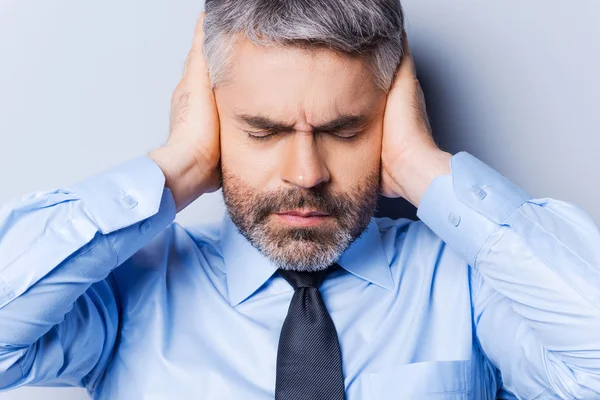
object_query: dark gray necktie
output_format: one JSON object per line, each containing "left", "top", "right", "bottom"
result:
{"left": 275, "top": 264, "right": 345, "bottom": 400}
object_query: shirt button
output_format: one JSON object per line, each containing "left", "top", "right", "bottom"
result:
{"left": 448, "top": 212, "right": 461, "bottom": 227}
{"left": 7, "top": 291, "right": 15, "bottom": 300}
{"left": 120, "top": 194, "right": 138, "bottom": 209}
{"left": 472, "top": 186, "right": 487, "bottom": 200}
{"left": 140, "top": 220, "right": 152, "bottom": 234}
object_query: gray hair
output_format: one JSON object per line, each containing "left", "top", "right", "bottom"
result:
{"left": 203, "top": 0, "right": 405, "bottom": 91}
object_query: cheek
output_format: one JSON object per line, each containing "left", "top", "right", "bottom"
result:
{"left": 220, "top": 125, "right": 282, "bottom": 186}
{"left": 320, "top": 131, "right": 382, "bottom": 186}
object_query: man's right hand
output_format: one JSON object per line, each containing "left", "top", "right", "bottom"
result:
{"left": 149, "top": 13, "right": 221, "bottom": 212}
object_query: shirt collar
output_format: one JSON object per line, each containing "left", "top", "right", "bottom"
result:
{"left": 220, "top": 215, "right": 394, "bottom": 307}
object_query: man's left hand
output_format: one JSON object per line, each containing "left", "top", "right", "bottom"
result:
{"left": 380, "top": 32, "right": 452, "bottom": 207}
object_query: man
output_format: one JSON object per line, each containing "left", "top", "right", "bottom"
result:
{"left": 0, "top": 0, "right": 599, "bottom": 398}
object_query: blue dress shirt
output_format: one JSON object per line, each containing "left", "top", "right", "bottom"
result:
{"left": 1, "top": 152, "right": 600, "bottom": 399}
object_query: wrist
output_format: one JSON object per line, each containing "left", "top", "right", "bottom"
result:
{"left": 391, "top": 147, "right": 452, "bottom": 208}
{"left": 148, "top": 144, "right": 215, "bottom": 212}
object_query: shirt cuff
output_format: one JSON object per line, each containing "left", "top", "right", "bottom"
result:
{"left": 69, "top": 156, "right": 175, "bottom": 234}
{"left": 416, "top": 152, "right": 531, "bottom": 267}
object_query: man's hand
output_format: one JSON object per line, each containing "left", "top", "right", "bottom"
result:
{"left": 149, "top": 13, "right": 221, "bottom": 212}
{"left": 380, "top": 32, "right": 452, "bottom": 207}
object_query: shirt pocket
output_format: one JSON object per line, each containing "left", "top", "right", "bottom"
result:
{"left": 362, "top": 360, "right": 472, "bottom": 399}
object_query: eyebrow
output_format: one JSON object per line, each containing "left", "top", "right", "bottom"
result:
{"left": 234, "top": 114, "right": 370, "bottom": 133}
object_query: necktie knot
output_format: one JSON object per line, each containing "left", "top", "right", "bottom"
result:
{"left": 278, "top": 264, "right": 339, "bottom": 290}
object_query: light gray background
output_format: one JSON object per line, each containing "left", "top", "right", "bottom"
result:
{"left": 0, "top": 0, "right": 598, "bottom": 399}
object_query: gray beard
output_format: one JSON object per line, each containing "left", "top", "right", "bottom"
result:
{"left": 235, "top": 219, "right": 356, "bottom": 272}
{"left": 222, "top": 168, "right": 379, "bottom": 272}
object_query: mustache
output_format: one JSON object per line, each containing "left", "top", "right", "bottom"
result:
{"left": 252, "top": 187, "right": 354, "bottom": 224}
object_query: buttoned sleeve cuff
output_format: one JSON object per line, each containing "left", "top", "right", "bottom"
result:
{"left": 0, "top": 157, "right": 175, "bottom": 309}
{"left": 416, "top": 152, "right": 531, "bottom": 267}
{"left": 69, "top": 156, "right": 175, "bottom": 235}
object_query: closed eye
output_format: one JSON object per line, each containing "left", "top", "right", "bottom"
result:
{"left": 319, "top": 130, "right": 361, "bottom": 140}
{"left": 237, "top": 113, "right": 369, "bottom": 142}
{"left": 244, "top": 130, "right": 279, "bottom": 140}
{"left": 335, "top": 131, "right": 360, "bottom": 139}
{"left": 245, "top": 130, "right": 362, "bottom": 142}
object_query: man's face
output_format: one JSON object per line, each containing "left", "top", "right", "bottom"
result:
{"left": 215, "top": 38, "right": 386, "bottom": 271}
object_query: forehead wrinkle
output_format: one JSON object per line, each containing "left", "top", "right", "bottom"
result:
{"left": 235, "top": 111, "right": 371, "bottom": 135}
{"left": 223, "top": 41, "right": 384, "bottom": 132}
{"left": 295, "top": 118, "right": 313, "bottom": 132}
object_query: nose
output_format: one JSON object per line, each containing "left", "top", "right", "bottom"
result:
{"left": 280, "top": 132, "right": 330, "bottom": 189}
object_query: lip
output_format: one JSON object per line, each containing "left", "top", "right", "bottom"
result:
{"left": 274, "top": 210, "right": 332, "bottom": 227}
{"left": 276, "top": 210, "right": 331, "bottom": 217}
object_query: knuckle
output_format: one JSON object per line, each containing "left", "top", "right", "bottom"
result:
{"left": 171, "top": 87, "right": 191, "bottom": 105}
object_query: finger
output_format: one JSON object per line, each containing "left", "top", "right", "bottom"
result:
{"left": 391, "top": 30, "right": 417, "bottom": 88}
{"left": 401, "top": 29, "right": 412, "bottom": 58}
{"left": 181, "top": 12, "right": 211, "bottom": 88}
{"left": 399, "top": 30, "right": 416, "bottom": 77}
{"left": 191, "top": 12, "right": 206, "bottom": 53}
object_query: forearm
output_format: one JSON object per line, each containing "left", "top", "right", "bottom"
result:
{"left": 0, "top": 157, "right": 175, "bottom": 387}
{"left": 477, "top": 200, "right": 600, "bottom": 342}
{"left": 471, "top": 200, "right": 600, "bottom": 397}
{"left": 417, "top": 152, "right": 600, "bottom": 396}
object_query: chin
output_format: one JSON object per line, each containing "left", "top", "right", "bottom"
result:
{"left": 257, "top": 224, "right": 352, "bottom": 272}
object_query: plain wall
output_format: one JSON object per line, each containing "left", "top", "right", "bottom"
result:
{"left": 1, "top": 0, "right": 598, "bottom": 398}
